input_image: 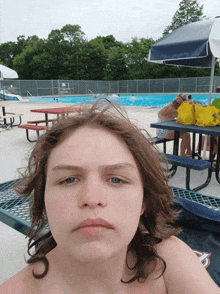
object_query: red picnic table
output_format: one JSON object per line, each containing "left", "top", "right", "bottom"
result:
{"left": 30, "top": 107, "right": 81, "bottom": 126}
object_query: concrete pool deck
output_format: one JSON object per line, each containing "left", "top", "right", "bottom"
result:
{"left": 0, "top": 101, "right": 219, "bottom": 284}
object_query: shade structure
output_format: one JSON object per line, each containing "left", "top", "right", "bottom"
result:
{"left": 0, "top": 64, "right": 18, "bottom": 79}
{"left": 148, "top": 17, "right": 220, "bottom": 105}
{"left": 148, "top": 18, "right": 220, "bottom": 68}
{"left": 148, "top": 18, "right": 220, "bottom": 158}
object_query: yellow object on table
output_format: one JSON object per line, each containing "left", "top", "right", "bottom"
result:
{"left": 176, "top": 102, "right": 195, "bottom": 125}
{"left": 211, "top": 98, "right": 220, "bottom": 125}
{"left": 194, "top": 104, "right": 220, "bottom": 127}
{"left": 176, "top": 101, "right": 220, "bottom": 127}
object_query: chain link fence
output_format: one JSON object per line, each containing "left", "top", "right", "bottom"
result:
{"left": 1, "top": 76, "right": 220, "bottom": 97}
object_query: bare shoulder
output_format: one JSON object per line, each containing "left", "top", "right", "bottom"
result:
{"left": 0, "top": 265, "right": 35, "bottom": 294}
{"left": 154, "top": 236, "right": 220, "bottom": 294}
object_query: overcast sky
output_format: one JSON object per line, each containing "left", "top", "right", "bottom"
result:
{"left": 1, "top": 0, "right": 219, "bottom": 44}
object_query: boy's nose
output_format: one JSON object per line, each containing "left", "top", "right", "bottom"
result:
{"left": 78, "top": 180, "right": 107, "bottom": 208}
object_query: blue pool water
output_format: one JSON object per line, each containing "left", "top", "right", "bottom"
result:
{"left": 29, "top": 94, "right": 220, "bottom": 108}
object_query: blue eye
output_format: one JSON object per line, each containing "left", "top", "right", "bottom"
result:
{"left": 111, "top": 178, "right": 122, "bottom": 184}
{"left": 65, "top": 177, "right": 76, "bottom": 184}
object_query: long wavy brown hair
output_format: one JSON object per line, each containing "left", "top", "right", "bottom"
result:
{"left": 15, "top": 98, "right": 182, "bottom": 283}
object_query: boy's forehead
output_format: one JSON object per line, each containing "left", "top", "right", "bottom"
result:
{"left": 47, "top": 126, "right": 138, "bottom": 167}
{"left": 59, "top": 126, "right": 124, "bottom": 146}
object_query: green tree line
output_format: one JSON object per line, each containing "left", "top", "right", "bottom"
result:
{"left": 0, "top": 0, "right": 219, "bottom": 80}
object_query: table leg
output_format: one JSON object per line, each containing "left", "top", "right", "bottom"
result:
{"left": 173, "top": 131, "right": 180, "bottom": 155}
{"left": 2, "top": 106, "right": 7, "bottom": 126}
{"left": 197, "top": 134, "right": 202, "bottom": 159}
{"left": 209, "top": 136, "right": 215, "bottom": 162}
{"left": 168, "top": 131, "right": 179, "bottom": 177}
{"left": 215, "top": 136, "right": 220, "bottom": 184}
{"left": 192, "top": 133, "right": 196, "bottom": 158}
{"left": 45, "top": 114, "right": 48, "bottom": 127}
{"left": 194, "top": 134, "right": 203, "bottom": 160}
{"left": 187, "top": 135, "right": 214, "bottom": 191}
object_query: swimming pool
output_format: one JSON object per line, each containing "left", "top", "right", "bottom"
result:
{"left": 29, "top": 94, "right": 220, "bottom": 107}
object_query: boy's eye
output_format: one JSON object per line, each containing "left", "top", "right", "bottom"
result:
{"left": 63, "top": 177, "right": 77, "bottom": 184}
{"left": 111, "top": 178, "right": 122, "bottom": 184}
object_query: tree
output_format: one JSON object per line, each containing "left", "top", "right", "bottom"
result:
{"left": 125, "top": 38, "right": 155, "bottom": 79}
{"left": 163, "top": 0, "right": 206, "bottom": 36}
{"left": 0, "top": 35, "right": 42, "bottom": 70}
{"left": 94, "top": 35, "right": 128, "bottom": 80}
{"left": 0, "top": 42, "right": 16, "bottom": 68}
{"left": 77, "top": 38, "right": 108, "bottom": 80}
{"left": 13, "top": 39, "right": 47, "bottom": 79}
{"left": 60, "top": 24, "right": 85, "bottom": 46}
{"left": 105, "top": 47, "right": 128, "bottom": 80}
{"left": 59, "top": 25, "right": 86, "bottom": 79}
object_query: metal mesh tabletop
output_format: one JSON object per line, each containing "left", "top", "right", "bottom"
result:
{"left": 0, "top": 180, "right": 33, "bottom": 235}
{"left": 0, "top": 180, "right": 32, "bottom": 222}
{"left": 170, "top": 186, "right": 220, "bottom": 213}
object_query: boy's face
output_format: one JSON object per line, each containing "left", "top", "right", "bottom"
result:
{"left": 44, "top": 126, "right": 145, "bottom": 263}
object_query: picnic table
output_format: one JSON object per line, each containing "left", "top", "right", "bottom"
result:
{"left": 30, "top": 107, "right": 81, "bottom": 126}
{"left": 150, "top": 120, "right": 220, "bottom": 191}
{"left": 0, "top": 101, "right": 23, "bottom": 128}
{"left": 18, "top": 107, "right": 81, "bottom": 142}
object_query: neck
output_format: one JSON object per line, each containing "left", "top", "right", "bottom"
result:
{"left": 48, "top": 247, "right": 136, "bottom": 293}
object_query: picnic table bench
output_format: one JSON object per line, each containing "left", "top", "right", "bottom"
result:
{"left": 165, "top": 154, "right": 212, "bottom": 191}
{"left": 18, "top": 118, "right": 58, "bottom": 142}
{"left": 0, "top": 112, "right": 23, "bottom": 128}
{"left": 27, "top": 119, "right": 57, "bottom": 125}
{"left": 18, "top": 124, "right": 46, "bottom": 142}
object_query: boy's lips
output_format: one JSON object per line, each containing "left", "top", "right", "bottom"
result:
{"left": 74, "top": 218, "right": 115, "bottom": 231}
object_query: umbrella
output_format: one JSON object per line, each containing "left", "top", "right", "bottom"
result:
{"left": 148, "top": 17, "right": 220, "bottom": 105}
{"left": 148, "top": 17, "right": 220, "bottom": 157}
{"left": 0, "top": 64, "right": 18, "bottom": 79}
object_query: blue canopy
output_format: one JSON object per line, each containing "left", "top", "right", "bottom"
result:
{"left": 148, "top": 18, "right": 220, "bottom": 68}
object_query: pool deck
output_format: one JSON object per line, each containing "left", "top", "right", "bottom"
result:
{"left": 0, "top": 101, "right": 219, "bottom": 284}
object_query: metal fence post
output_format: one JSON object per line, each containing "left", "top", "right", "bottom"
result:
{"left": 52, "top": 80, "right": 54, "bottom": 96}
{"left": 36, "top": 80, "right": 38, "bottom": 96}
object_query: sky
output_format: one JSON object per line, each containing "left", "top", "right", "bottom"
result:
{"left": 0, "top": 0, "right": 219, "bottom": 44}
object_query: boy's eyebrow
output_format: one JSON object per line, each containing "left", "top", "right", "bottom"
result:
{"left": 51, "top": 163, "right": 136, "bottom": 172}
{"left": 102, "top": 163, "right": 136, "bottom": 170}
{"left": 51, "top": 165, "right": 83, "bottom": 172}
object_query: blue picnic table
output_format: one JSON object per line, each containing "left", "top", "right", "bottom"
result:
{"left": 150, "top": 120, "right": 220, "bottom": 191}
